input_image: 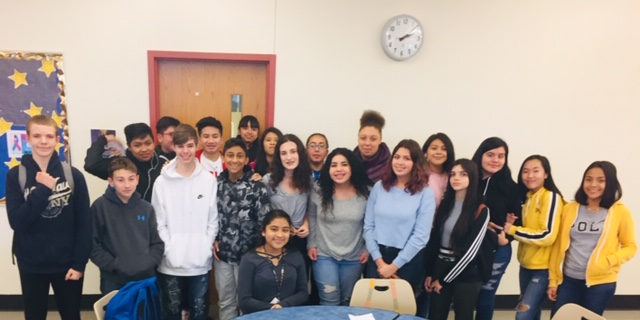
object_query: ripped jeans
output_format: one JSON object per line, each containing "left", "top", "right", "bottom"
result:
{"left": 157, "top": 272, "right": 210, "bottom": 320}
{"left": 475, "top": 244, "right": 512, "bottom": 320}
{"left": 312, "top": 255, "right": 364, "bottom": 305}
{"left": 515, "top": 267, "right": 549, "bottom": 320}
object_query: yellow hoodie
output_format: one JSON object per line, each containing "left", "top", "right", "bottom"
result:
{"left": 507, "top": 187, "right": 563, "bottom": 269}
{"left": 549, "top": 201, "right": 637, "bottom": 288}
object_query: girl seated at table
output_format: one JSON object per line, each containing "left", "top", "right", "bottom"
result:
{"left": 238, "top": 209, "right": 309, "bottom": 314}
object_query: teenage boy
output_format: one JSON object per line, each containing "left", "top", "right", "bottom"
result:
{"left": 6, "top": 115, "right": 92, "bottom": 320}
{"left": 236, "top": 115, "right": 260, "bottom": 162}
{"left": 306, "top": 133, "right": 329, "bottom": 181}
{"left": 84, "top": 122, "right": 165, "bottom": 202}
{"left": 195, "top": 116, "right": 224, "bottom": 177}
{"left": 214, "top": 138, "right": 271, "bottom": 320}
{"left": 152, "top": 124, "right": 218, "bottom": 320}
{"left": 155, "top": 116, "right": 180, "bottom": 161}
{"left": 90, "top": 157, "right": 164, "bottom": 294}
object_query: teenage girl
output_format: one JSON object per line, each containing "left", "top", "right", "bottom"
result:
{"left": 363, "top": 139, "right": 435, "bottom": 311}
{"left": 422, "top": 133, "right": 455, "bottom": 207}
{"left": 425, "top": 159, "right": 495, "bottom": 320}
{"left": 237, "top": 210, "right": 309, "bottom": 314}
{"left": 307, "top": 148, "right": 371, "bottom": 305}
{"left": 471, "top": 137, "right": 520, "bottom": 320}
{"left": 547, "top": 161, "right": 636, "bottom": 316}
{"left": 504, "top": 155, "right": 564, "bottom": 320}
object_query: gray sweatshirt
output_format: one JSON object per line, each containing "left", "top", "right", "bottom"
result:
{"left": 307, "top": 191, "right": 367, "bottom": 261}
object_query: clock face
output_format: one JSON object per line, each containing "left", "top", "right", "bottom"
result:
{"left": 381, "top": 15, "right": 424, "bottom": 61}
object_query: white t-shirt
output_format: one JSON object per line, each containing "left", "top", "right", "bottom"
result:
{"left": 199, "top": 154, "right": 223, "bottom": 177}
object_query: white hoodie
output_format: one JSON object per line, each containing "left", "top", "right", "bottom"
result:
{"left": 152, "top": 158, "right": 218, "bottom": 276}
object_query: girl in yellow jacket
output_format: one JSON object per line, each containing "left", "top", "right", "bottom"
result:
{"left": 547, "top": 161, "right": 636, "bottom": 317}
{"left": 504, "top": 155, "right": 564, "bottom": 320}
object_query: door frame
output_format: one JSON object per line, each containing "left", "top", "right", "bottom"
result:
{"left": 147, "top": 50, "right": 276, "bottom": 131}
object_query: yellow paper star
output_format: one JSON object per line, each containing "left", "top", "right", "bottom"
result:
{"left": 8, "top": 69, "right": 28, "bottom": 89}
{"left": 5, "top": 157, "right": 21, "bottom": 169}
{"left": 38, "top": 59, "right": 56, "bottom": 78}
{"left": 24, "top": 102, "right": 43, "bottom": 117}
{"left": 55, "top": 142, "right": 64, "bottom": 154}
{"left": 0, "top": 117, "right": 13, "bottom": 136}
{"left": 51, "top": 110, "right": 64, "bottom": 128}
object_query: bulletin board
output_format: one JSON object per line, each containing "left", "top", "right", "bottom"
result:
{"left": 0, "top": 52, "right": 69, "bottom": 202}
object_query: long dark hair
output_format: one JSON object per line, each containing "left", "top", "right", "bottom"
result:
{"left": 434, "top": 159, "right": 480, "bottom": 255}
{"left": 381, "top": 139, "right": 428, "bottom": 195}
{"left": 517, "top": 155, "right": 563, "bottom": 202}
{"left": 270, "top": 134, "right": 312, "bottom": 193}
{"left": 574, "top": 161, "right": 622, "bottom": 209}
{"left": 255, "top": 127, "right": 283, "bottom": 176}
{"left": 422, "top": 133, "right": 456, "bottom": 173}
{"left": 471, "top": 137, "right": 515, "bottom": 199}
{"left": 256, "top": 209, "right": 293, "bottom": 247}
{"left": 318, "top": 148, "right": 371, "bottom": 213}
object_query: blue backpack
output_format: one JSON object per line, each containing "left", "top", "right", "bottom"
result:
{"left": 105, "top": 277, "right": 162, "bottom": 320}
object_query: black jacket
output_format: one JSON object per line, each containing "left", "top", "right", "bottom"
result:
{"left": 425, "top": 206, "right": 492, "bottom": 283}
{"left": 84, "top": 135, "right": 165, "bottom": 202}
{"left": 6, "top": 153, "right": 92, "bottom": 273}
{"left": 90, "top": 187, "right": 164, "bottom": 287}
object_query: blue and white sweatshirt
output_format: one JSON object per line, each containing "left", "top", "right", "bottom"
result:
{"left": 363, "top": 181, "right": 435, "bottom": 268}
{"left": 6, "top": 153, "right": 92, "bottom": 274}
{"left": 152, "top": 158, "right": 218, "bottom": 276}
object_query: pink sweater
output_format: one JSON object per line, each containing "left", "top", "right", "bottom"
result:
{"left": 427, "top": 171, "right": 448, "bottom": 208}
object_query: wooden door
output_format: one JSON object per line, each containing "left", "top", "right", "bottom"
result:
{"left": 158, "top": 60, "right": 267, "bottom": 139}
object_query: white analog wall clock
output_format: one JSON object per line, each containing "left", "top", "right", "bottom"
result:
{"left": 380, "top": 14, "right": 424, "bottom": 61}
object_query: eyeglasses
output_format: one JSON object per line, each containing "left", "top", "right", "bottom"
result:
{"left": 307, "top": 144, "right": 327, "bottom": 150}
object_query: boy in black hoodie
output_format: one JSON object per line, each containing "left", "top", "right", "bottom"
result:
{"left": 6, "top": 115, "right": 92, "bottom": 320}
{"left": 84, "top": 122, "right": 165, "bottom": 202}
{"left": 90, "top": 157, "right": 164, "bottom": 294}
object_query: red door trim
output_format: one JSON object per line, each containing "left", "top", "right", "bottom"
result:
{"left": 147, "top": 50, "right": 276, "bottom": 131}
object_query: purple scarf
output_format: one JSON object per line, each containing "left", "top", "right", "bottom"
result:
{"left": 353, "top": 142, "right": 391, "bottom": 183}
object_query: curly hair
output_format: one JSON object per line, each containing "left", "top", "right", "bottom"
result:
{"left": 359, "top": 110, "right": 385, "bottom": 132}
{"left": 318, "top": 148, "right": 371, "bottom": 213}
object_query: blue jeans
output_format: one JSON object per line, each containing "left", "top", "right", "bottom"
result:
{"left": 516, "top": 267, "right": 548, "bottom": 320}
{"left": 157, "top": 272, "right": 210, "bottom": 320}
{"left": 312, "top": 255, "right": 364, "bottom": 305}
{"left": 552, "top": 275, "right": 616, "bottom": 316}
{"left": 475, "top": 244, "right": 511, "bottom": 320}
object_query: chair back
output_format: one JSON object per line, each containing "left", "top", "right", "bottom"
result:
{"left": 94, "top": 290, "right": 119, "bottom": 320}
{"left": 349, "top": 278, "right": 416, "bottom": 315}
{"left": 552, "top": 303, "right": 606, "bottom": 320}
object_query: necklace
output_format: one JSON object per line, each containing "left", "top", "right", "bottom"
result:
{"left": 257, "top": 246, "right": 284, "bottom": 261}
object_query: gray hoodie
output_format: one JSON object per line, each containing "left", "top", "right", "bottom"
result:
{"left": 90, "top": 187, "right": 164, "bottom": 287}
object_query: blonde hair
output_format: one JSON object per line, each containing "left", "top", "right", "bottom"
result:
{"left": 26, "top": 115, "right": 59, "bottom": 134}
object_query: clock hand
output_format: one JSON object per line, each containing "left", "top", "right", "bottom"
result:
{"left": 399, "top": 25, "right": 421, "bottom": 42}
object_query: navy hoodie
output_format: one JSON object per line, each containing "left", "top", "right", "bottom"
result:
{"left": 5, "top": 153, "right": 92, "bottom": 274}
{"left": 90, "top": 187, "right": 164, "bottom": 287}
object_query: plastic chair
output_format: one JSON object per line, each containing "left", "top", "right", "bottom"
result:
{"left": 349, "top": 278, "right": 417, "bottom": 315}
{"left": 552, "top": 303, "right": 606, "bottom": 320}
{"left": 93, "top": 290, "right": 119, "bottom": 320}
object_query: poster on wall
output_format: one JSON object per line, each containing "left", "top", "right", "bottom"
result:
{"left": 0, "top": 52, "right": 69, "bottom": 202}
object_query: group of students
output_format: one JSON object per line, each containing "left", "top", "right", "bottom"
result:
{"left": 6, "top": 110, "right": 636, "bottom": 320}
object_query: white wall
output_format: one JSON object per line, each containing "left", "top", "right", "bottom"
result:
{"left": 1, "top": 0, "right": 638, "bottom": 295}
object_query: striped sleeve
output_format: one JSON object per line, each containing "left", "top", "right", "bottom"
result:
{"left": 512, "top": 191, "right": 562, "bottom": 247}
{"left": 442, "top": 209, "right": 489, "bottom": 283}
